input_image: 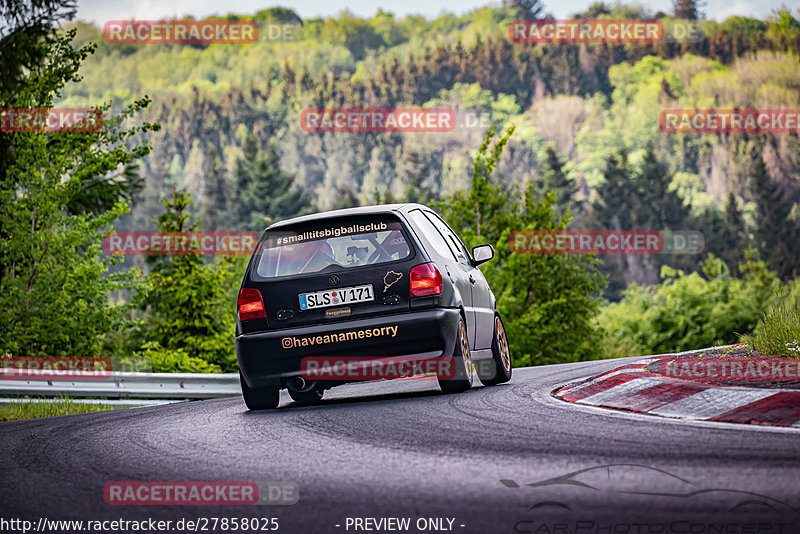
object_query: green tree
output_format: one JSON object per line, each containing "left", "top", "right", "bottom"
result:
{"left": 0, "top": 28, "right": 158, "bottom": 356}
{"left": 538, "top": 145, "right": 577, "bottom": 218}
{"left": 719, "top": 191, "right": 747, "bottom": 277}
{"left": 750, "top": 154, "right": 797, "bottom": 279}
{"left": 635, "top": 144, "right": 691, "bottom": 230}
{"left": 673, "top": 0, "right": 703, "bottom": 20}
{"left": 593, "top": 150, "right": 634, "bottom": 230}
{"left": 136, "top": 189, "right": 240, "bottom": 372}
{"left": 590, "top": 150, "right": 634, "bottom": 299}
{"left": 228, "top": 134, "right": 311, "bottom": 231}
{"left": 199, "top": 143, "right": 227, "bottom": 231}
{"left": 438, "top": 125, "right": 606, "bottom": 365}
{"left": 399, "top": 150, "right": 436, "bottom": 204}
{"left": 512, "top": 0, "right": 545, "bottom": 19}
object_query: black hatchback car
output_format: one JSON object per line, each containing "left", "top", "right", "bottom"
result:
{"left": 235, "top": 203, "right": 512, "bottom": 409}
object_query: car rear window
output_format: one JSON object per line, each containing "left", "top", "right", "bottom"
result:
{"left": 253, "top": 218, "right": 412, "bottom": 279}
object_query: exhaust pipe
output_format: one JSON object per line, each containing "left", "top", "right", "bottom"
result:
{"left": 287, "top": 376, "right": 316, "bottom": 393}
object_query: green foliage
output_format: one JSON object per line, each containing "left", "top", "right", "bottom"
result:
{"left": 672, "top": 0, "right": 702, "bottom": 20}
{"left": 136, "top": 189, "right": 241, "bottom": 372}
{"left": 589, "top": 146, "right": 696, "bottom": 299}
{"left": 596, "top": 253, "right": 779, "bottom": 357}
{"left": 438, "top": 125, "right": 606, "bottom": 366}
{"left": 749, "top": 152, "right": 798, "bottom": 280}
{"left": 719, "top": 192, "right": 747, "bottom": 277}
{"left": 253, "top": 8, "right": 303, "bottom": 25}
{"left": 135, "top": 341, "right": 222, "bottom": 373}
{"left": 0, "top": 28, "right": 158, "bottom": 357}
{"left": 743, "top": 279, "right": 800, "bottom": 357}
{"left": 9, "top": 4, "right": 799, "bottom": 367}
{"left": 538, "top": 145, "right": 577, "bottom": 218}
{"left": 228, "top": 134, "right": 312, "bottom": 231}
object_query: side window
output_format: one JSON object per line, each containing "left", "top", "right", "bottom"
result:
{"left": 407, "top": 210, "right": 457, "bottom": 261}
{"left": 424, "top": 211, "right": 470, "bottom": 264}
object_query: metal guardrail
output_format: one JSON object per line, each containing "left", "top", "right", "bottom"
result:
{"left": 0, "top": 372, "right": 241, "bottom": 400}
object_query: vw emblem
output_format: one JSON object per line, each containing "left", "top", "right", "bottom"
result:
{"left": 329, "top": 274, "right": 340, "bottom": 286}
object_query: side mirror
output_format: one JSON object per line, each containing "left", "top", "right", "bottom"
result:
{"left": 471, "top": 244, "right": 494, "bottom": 265}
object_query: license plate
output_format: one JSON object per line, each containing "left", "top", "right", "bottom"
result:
{"left": 298, "top": 284, "right": 374, "bottom": 310}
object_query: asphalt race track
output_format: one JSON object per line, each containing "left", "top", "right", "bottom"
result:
{"left": 2, "top": 357, "right": 800, "bottom": 533}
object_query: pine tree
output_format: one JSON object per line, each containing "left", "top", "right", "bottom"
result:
{"left": 400, "top": 150, "right": 436, "bottom": 204}
{"left": 538, "top": 145, "right": 577, "bottom": 218}
{"left": 720, "top": 192, "right": 747, "bottom": 277}
{"left": 750, "top": 155, "right": 797, "bottom": 279}
{"left": 510, "top": 0, "right": 545, "bottom": 19}
{"left": 139, "top": 189, "right": 239, "bottom": 372}
{"left": 199, "top": 143, "right": 227, "bottom": 231}
{"left": 673, "top": 0, "right": 703, "bottom": 19}
{"left": 635, "top": 144, "right": 691, "bottom": 231}
{"left": 590, "top": 151, "right": 633, "bottom": 300}
{"left": 593, "top": 150, "right": 633, "bottom": 230}
{"left": 229, "top": 134, "right": 312, "bottom": 231}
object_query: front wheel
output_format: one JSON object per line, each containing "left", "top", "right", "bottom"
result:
{"left": 438, "top": 315, "right": 473, "bottom": 393}
{"left": 240, "top": 373, "right": 280, "bottom": 410}
{"left": 477, "top": 314, "right": 512, "bottom": 386}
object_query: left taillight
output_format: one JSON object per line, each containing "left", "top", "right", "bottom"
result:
{"left": 238, "top": 288, "right": 266, "bottom": 321}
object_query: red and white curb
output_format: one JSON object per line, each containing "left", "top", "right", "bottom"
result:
{"left": 554, "top": 357, "right": 800, "bottom": 428}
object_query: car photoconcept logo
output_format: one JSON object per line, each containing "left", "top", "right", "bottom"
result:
{"left": 501, "top": 464, "right": 794, "bottom": 515}
{"left": 329, "top": 274, "right": 340, "bottom": 286}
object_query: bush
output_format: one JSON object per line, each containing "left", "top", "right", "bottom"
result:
{"left": 744, "top": 279, "right": 800, "bottom": 357}
{"left": 596, "top": 252, "right": 779, "bottom": 357}
{"left": 135, "top": 341, "right": 222, "bottom": 373}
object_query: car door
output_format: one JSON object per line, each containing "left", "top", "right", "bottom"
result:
{"left": 425, "top": 211, "right": 495, "bottom": 350}
{"left": 405, "top": 209, "right": 476, "bottom": 339}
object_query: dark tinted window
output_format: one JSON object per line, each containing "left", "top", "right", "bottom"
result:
{"left": 254, "top": 218, "right": 411, "bottom": 278}
{"left": 407, "top": 210, "right": 456, "bottom": 261}
{"left": 424, "top": 211, "right": 470, "bottom": 264}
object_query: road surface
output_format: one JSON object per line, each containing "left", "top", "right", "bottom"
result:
{"left": 2, "top": 357, "right": 798, "bottom": 533}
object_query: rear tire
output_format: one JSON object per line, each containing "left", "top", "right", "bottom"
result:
{"left": 288, "top": 387, "right": 324, "bottom": 405}
{"left": 438, "top": 315, "right": 473, "bottom": 393}
{"left": 477, "top": 314, "right": 512, "bottom": 386}
{"left": 240, "top": 373, "right": 280, "bottom": 410}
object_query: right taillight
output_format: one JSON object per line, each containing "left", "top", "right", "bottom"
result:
{"left": 238, "top": 288, "right": 267, "bottom": 321}
{"left": 409, "top": 263, "right": 443, "bottom": 298}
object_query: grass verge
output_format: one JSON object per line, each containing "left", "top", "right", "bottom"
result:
{"left": 743, "top": 283, "right": 800, "bottom": 357}
{"left": 0, "top": 398, "right": 117, "bottom": 422}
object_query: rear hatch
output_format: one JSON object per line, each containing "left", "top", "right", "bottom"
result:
{"left": 241, "top": 213, "right": 420, "bottom": 332}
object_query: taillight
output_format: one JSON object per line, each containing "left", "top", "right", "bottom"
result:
{"left": 410, "top": 263, "right": 443, "bottom": 298}
{"left": 238, "top": 288, "right": 267, "bottom": 321}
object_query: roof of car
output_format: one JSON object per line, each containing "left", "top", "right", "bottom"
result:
{"left": 267, "top": 203, "right": 428, "bottom": 229}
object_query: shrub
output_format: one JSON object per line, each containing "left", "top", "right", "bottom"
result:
{"left": 134, "top": 341, "right": 222, "bottom": 373}
{"left": 596, "top": 252, "right": 779, "bottom": 357}
{"left": 744, "top": 279, "right": 800, "bottom": 357}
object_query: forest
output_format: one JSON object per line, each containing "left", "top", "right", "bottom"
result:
{"left": 2, "top": 0, "right": 800, "bottom": 370}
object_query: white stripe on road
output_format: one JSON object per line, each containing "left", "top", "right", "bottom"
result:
{"left": 562, "top": 367, "right": 645, "bottom": 395}
{"left": 579, "top": 377, "right": 665, "bottom": 406}
{"left": 649, "top": 388, "right": 777, "bottom": 420}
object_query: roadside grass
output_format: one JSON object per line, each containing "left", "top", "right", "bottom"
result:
{"left": 743, "top": 284, "right": 800, "bottom": 357}
{"left": 0, "top": 397, "right": 117, "bottom": 422}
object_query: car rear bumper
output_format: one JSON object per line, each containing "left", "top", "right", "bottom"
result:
{"left": 236, "top": 308, "right": 460, "bottom": 389}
